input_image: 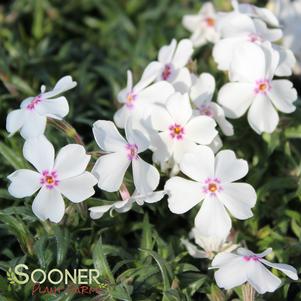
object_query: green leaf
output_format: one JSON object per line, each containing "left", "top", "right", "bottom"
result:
{"left": 93, "top": 236, "right": 115, "bottom": 284}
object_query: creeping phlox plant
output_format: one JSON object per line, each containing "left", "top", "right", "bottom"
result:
{"left": 5, "top": 1, "right": 300, "bottom": 300}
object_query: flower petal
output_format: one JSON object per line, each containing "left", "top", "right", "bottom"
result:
{"left": 32, "top": 187, "right": 65, "bottom": 223}
{"left": 229, "top": 42, "right": 266, "bottom": 82}
{"left": 173, "top": 138, "right": 197, "bottom": 164}
{"left": 7, "top": 170, "right": 41, "bottom": 198}
{"left": 214, "top": 257, "right": 248, "bottom": 289}
{"left": 89, "top": 204, "right": 114, "bottom": 219}
{"left": 113, "top": 105, "right": 132, "bottom": 129}
{"left": 247, "top": 261, "right": 281, "bottom": 294}
{"left": 6, "top": 109, "right": 26, "bottom": 136}
{"left": 134, "top": 61, "right": 162, "bottom": 92}
{"left": 166, "top": 92, "right": 192, "bottom": 125}
{"left": 211, "top": 252, "right": 240, "bottom": 267}
{"left": 92, "top": 152, "right": 130, "bottom": 192}
{"left": 132, "top": 190, "right": 166, "bottom": 204}
{"left": 218, "top": 12, "right": 255, "bottom": 38}
{"left": 195, "top": 197, "right": 232, "bottom": 238}
{"left": 181, "top": 239, "right": 207, "bottom": 259}
{"left": 185, "top": 115, "right": 217, "bottom": 145}
{"left": 58, "top": 172, "right": 97, "bottom": 203}
{"left": 138, "top": 81, "right": 175, "bottom": 104}
{"left": 274, "top": 46, "right": 295, "bottom": 77}
{"left": 36, "top": 96, "right": 69, "bottom": 119}
{"left": 165, "top": 177, "right": 202, "bottom": 214}
{"left": 190, "top": 73, "right": 215, "bottom": 105}
{"left": 247, "top": 94, "right": 279, "bottom": 134}
{"left": 180, "top": 145, "right": 215, "bottom": 182}
{"left": 20, "top": 111, "right": 47, "bottom": 139}
{"left": 172, "top": 39, "right": 193, "bottom": 69}
{"left": 93, "top": 120, "right": 127, "bottom": 152}
{"left": 125, "top": 119, "right": 150, "bottom": 153}
{"left": 132, "top": 157, "right": 160, "bottom": 194}
{"left": 182, "top": 15, "right": 201, "bottom": 32}
{"left": 126, "top": 70, "right": 133, "bottom": 92}
{"left": 171, "top": 67, "right": 192, "bottom": 93}
{"left": 259, "top": 259, "right": 298, "bottom": 280}
{"left": 213, "top": 37, "right": 246, "bottom": 71}
{"left": 268, "top": 80, "right": 297, "bottom": 113}
{"left": 23, "top": 136, "right": 55, "bottom": 173}
{"left": 152, "top": 131, "right": 174, "bottom": 163}
{"left": 217, "top": 82, "right": 254, "bottom": 118}
{"left": 158, "top": 39, "right": 177, "bottom": 64}
{"left": 151, "top": 104, "right": 174, "bottom": 132}
{"left": 42, "top": 75, "right": 77, "bottom": 99}
{"left": 54, "top": 144, "right": 91, "bottom": 180}
{"left": 219, "top": 183, "right": 256, "bottom": 219}
{"left": 215, "top": 150, "right": 248, "bottom": 183}
{"left": 211, "top": 103, "right": 234, "bottom": 136}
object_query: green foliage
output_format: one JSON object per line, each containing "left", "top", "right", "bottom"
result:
{"left": 0, "top": 0, "right": 300, "bottom": 300}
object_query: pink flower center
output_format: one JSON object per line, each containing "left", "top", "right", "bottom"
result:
{"left": 126, "top": 92, "right": 137, "bottom": 109}
{"left": 40, "top": 170, "right": 59, "bottom": 189}
{"left": 162, "top": 64, "right": 172, "bottom": 80}
{"left": 204, "top": 17, "right": 215, "bottom": 27}
{"left": 126, "top": 143, "right": 138, "bottom": 160}
{"left": 26, "top": 96, "right": 42, "bottom": 111}
{"left": 203, "top": 178, "right": 223, "bottom": 196}
{"left": 248, "top": 33, "right": 262, "bottom": 43}
{"left": 198, "top": 104, "right": 214, "bottom": 117}
{"left": 254, "top": 79, "right": 271, "bottom": 95}
{"left": 243, "top": 255, "right": 260, "bottom": 262}
{"left": 169, "top": 123, "right": 184, "bottom": 140}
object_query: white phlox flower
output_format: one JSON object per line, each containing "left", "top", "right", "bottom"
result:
{"left": 6, "top": 76, "right": 77, "bottom": 139}
{"left": 211, "top": 247, "right": 298, "bottom": 294}
{"left": 218, "top": 42, "right": 297, "bottom": 134}
{"left": 182, "top": 2, "right": 220, "bottom": 47}
{"left": 213, "top": 12, "right": 295, "bottom": 77}
{"left": 154, "top": 39, "right": 193, "bottom": 93}
{"left": 113, "top": 63, "right": 175, "bottom": 128}
{"left": 231, "top": 0, "right": 279, "bottom": 27}
{"left": 89, "top": 188, "right": 166, "bottom": 219}
{"left": 182, "top": 227, "right": 238, "bottom": 259}
{"left": 92, "top": 119, "right": 160, "bottom": 194}
{"left": 7, "top": 136, "right": 97, "bottom": 223}
{"left": 150, "top": 92, "right": 218, "bottom": 165}
{"left": 165, "top": 146, "right": 257, "bottom": 238}
{"left": 268, "top": 0, "right": 301, "bottom": 74}
{"left": 190, "top": 72, "right": 234, "bottom": 136}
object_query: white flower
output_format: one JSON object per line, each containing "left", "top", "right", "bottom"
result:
{"left": 208, "top": 135, "right": 223, "bottom": 154}
{"left": 211, "top": 247, "right": 298, "bottom": 294}
{"left": 6, "top": 76, "right": 77, "bottom": 139}
{"left": 165, "top": 146, "right": 256, "bottom": 238}
{"left": 89, "top": 189, "right": 166, "bottom": 219}
{"left": 154, "top": 39, "right": 193, "bottom": 93}
{"left": 92, "top": 120, "right": 160, "bottom": 193}
{"left": 113, "top": 64, "right": 175, "bottom": 128}
{"left": 150, "top": 92, "right": 217, "bottom": 164}
{"left": 218, "top": 42, "right": 297, "bottom": 134}
{"left": 231, "top": 0, "right": 279, "bottom": 27}
{"left": 182, "top": 227, "right": 238, "bottom": 259}
{"left": 268, "top": 0, "right": 301, "bottom": 74}
{"left": 182, "top": 2, "right": 220, "bottom": 47}
{"left": 7, "top": 136, "right": 97, "bottom": 223}
{"left": 213, "top": 12, "right": 295, "bottom": 76}
{"left": 190, "top": 73, "right": 234, "bottom": 136}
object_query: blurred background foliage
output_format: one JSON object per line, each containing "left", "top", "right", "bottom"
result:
{"left": 0, "top": 0, "right": 300, "bottom": 300}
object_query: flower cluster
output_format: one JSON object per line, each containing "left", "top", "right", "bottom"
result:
{"left": 5, "top": 0, "right": 299, "bottom": 298}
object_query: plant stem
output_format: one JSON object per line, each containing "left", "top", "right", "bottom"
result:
{"left": 242, "top": 283, "right": 256, "bottom": 301}
{"left": 48, "top": 118, "right": 84, "bottom": 146}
